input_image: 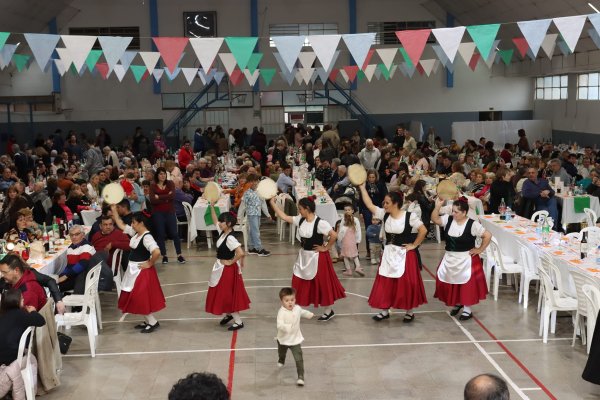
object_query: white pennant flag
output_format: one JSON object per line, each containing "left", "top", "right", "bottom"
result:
{"left": 431, "top": 44, "right": 451, "bottom": 67}
{"left": 389, "top": 64, "right": 398, "bottom": 79}
{"left": 432, "top": 60, "right": 441, "bottom": 74}
{"left": 139, "top": 52, "right": 161, "bottom": 73}
{"left": 189, "top": 37, "right": 224, "bottom": 74}
{"left": 61, "top": 35, "right": 97, "bottom": 71}
{"left": 113, "top": 64, "right": 127, "bottom": 82}
{"left": 315, "top": 67, "right": 329, "bottom": 83}
{"left": 272, "top": 36, "right": 306, "bottom": 73}
{"left": 98, "top": 36, "right": 132, "bottom": 72}
{"left": 553, "top": 15, "right": 586, "bottom": 53}
{"left": 298, "top": 52, "right": 316, "bottom": 68}
{"left": 308, "top": 35, "right": 341, "bottom": 72}
{"left": 431, "top": 26, "right": 466, "bottom": 63}
{"left": 219, "top": 53, "right": 238, "bottom": 75}
{"left": 298, "top": 67, "right": 315, "bottom": 84}
{"left": 244, "top": 69, "right": 261, "bottom": 86}
{"left": 342, "top": 33, "right": 376, "bottom": 69}
{"left": 458, "top": 42, "right": 477, "bottom": 65}
{"left": 541, "top": 34, "right": 558, "bottom": 59}
{"left": 483, "top": 40, "right": 500, "bottom": 68}
{"left": 373, "top": 67, "right": 382, "bottom": 80}
{"left": 279, "top": 70, "right": 296, "bottom": 86}
{"left": 152, "top": 68, "right": 164, "bottom": 82}
{"left": 376, "top": 48, "right": 398, "bottom": 69}
{"left": 363, "top": 64, "right": 377, "bottom": 82}
{"left": 53, "top": 59, "right": 68, "bottom": 76}
{"left": 338, "top": 68, "right": 349, "bottom": 83}
{"left": 419, "top": 59, "right": 437, "bottom": 77}
{"left": 55, "top": 48, "right": 73, "bottom": 70}
{"left": 182, "top": 67, "right": 198, "bottom": 85}
{"left": 294, "top": 69, "right": 304, "bottom": 85}
{"left": 517, "top": 19, "right": 551, "bottom": 57}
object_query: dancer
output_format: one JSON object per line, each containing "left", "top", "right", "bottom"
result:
{"left": 431, "top": 197, "right": 491, "bottom": 320}
{"left": 358, "top": 185, "right": 428, "bottom": 322}
{"left": 205, "top": 203, "right": 250, "bottom": 331}
{"left": 270, "top": 197, "right": 345, "bottom": 321}
{"left": 111, "top": 207, "right": 165, "bottom": 333}
{"left": 337, "top": 203, "right": 364, "bottom": 276}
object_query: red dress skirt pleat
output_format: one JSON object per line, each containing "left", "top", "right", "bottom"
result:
{"left": 292, "top": 251, "right": 346, "bottom": 307}
{"left": 118, "top": 267, "right": 166, "bottom": 315}
{"left": 205, "top": 262, "right": 251, "bottom": 315}
{"left": 434, "top": 254, "right": 488, "bottom": 307}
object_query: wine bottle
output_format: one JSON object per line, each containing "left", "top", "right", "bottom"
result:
{"left": 581, "top": 232, "right": 588, "bottom": 260}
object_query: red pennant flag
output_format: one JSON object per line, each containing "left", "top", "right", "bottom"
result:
{"left": 343, "top": 65, "right": 359, "bottom": 82}
{"left": 229, "top": 68, "right": 244, "bottom": 86}
{"left": 395, "top": 29, "right": 431, "bottom": 65}
{"left": 469, "top": 53, "right": 481, "bottom": 71}
{"left": 142, "top": 70, "right": 150, "bottom": 81}
{"left": 512, "top": 37, "right": 529, "bottom": 58}
{"left": 361, "top": 49, "right": 375, "bottom": 70}
{"left": 329, "top": 69, "right": 339, "bottom": 81}
{"left": 152, "top": 37, "right": 189, "bottom": 73}
{"left": 95, "top": 63, "right": 109, "bottom": 80}
{"left": 416, "top": 63, "right": 425, "bottom": 76}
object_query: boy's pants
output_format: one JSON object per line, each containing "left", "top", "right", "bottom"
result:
{"left": 247, "top": 215, "right": 262, "bottom": 250}
{"left": 277, "top": 341, "right": 304, "bottom": 379}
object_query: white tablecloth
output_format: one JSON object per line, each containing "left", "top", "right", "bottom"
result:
{"left": 293, "top": 186, "right": 339, "bottom": 226}
{"left": 80, "top": 209, "right": 102, "bottom": 226}
{"left": 555, "top": 194, "right": 600, "bottom": 226}
{"left": 192, "top": 195, "right": 231, "bottom": 241}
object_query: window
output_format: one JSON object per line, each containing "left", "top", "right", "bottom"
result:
{"left": 68, "top": 27, "right": 140, "bottom": 50}
{"left": 578, "top": 73, "right": 600, "bottom": 100}
{"left": 269, "top": 23, "right": 338, "bottom": 47}
{"left": 534, "top": 75, "right": 568, "bottom": 100}
{"left": 367, "top": 21, "right": 436, "bottom": 45}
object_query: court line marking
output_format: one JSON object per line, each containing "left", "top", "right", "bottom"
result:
{"left": 487, "top": 351, "right": 507, "bottom": 355}
{"left": 159, "top": 277, "right": 435, "bottom": 287}
{"left": 521, "top": 388, "right": 543, "bottom": 391}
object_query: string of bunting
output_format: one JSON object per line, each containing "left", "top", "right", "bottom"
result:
{"left": 0, "top": 13, "right": 598, "bottom": 86}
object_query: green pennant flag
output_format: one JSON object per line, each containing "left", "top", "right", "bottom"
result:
{"left": 260, "top": 68, "right": 276, "bottom": 86}
{"left": 85, "top": 49, "right": 103, "bottom": 71}
{"left": 466, "top": 24, "right": 501, "bottom": 60}
{"left": 224, "top": 37, "right": 258, "bottom": 69}
{"left": 0, "top": 32, "right": 9, "bottom": 51}
{"left": 357, "top": 70, "right": 366, "bottom": 81}
{"left": 498, "top": 49, "right": 514, "bottom": 66}
{"left": 69, "top": 63, "right": 79, "bottom": 75}
{"left": 399, "top": 47, "right": 414, "bottom": 69}
{"left": 246, "top": 52, "right": 263, "bottom": 74}
{"left": 12, "top": 54, "right": 30, "bottom": 71}
{"left": 130, "top": 65, "right": 147, "bottom": 83}
{"left": 378, "top": 64, "right": 391, "bottom": 80}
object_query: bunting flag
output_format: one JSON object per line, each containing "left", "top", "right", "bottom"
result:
{"left": 541, "top": 34, "right": 558, "bottom": 59}
{"left": 85, "top": 50, "right": 102, "bottom": 71}
{"left": 342, "top": 65, "right": 359, "bottom": 82}
{"left": 53, "top": 59, "right": 68, "bottom": 76}
{"left": 293, "top": 69, "right": 302, "bottom": 84}
{"left": 279, "top": 65, "right": 296, "bottom": 85}
{"left": 152, "top": 68, "right": 164, "bottom": 83}
{"left": 130, "top": 65, "right": 147, "bottom": 83}
{"left": 498, "top": 49, "right": 514, "bottom": 65}
{"left": 483, "top": 39, "right": 500, "bottom": 68}
{"left": 0, "top": 44, "right": 18, "bottom": 68}
{"left": 308, "top": 34, "right": 341, "bottom": 72}
{"left": 589, "top": 28, "right": 600, "bottom": 49}
{"left": 296, "top": 67, "right": 312, "bottom": 84}
{"left": 198, "top": 68, "right": 215, "bottom": 85}
{"left": 517, "top": 19, "right": 551, "bottom": 57}
{"left": 61, "top": 35, "right": 97, "bottom": 71}
{"left": 24, "top": 33, "right": 60, "bottom": 70}
{"left": 213, "top": 71, "right": 226, "bottom": 85}
{"left": 431, "top": 26, "right": 465, "bottom": 63}
{"left": 378, "top": 63, "right": 391, "bottom": 80}
{"left": 224, "top": 37, "right": 258, "bottom": 70}
{"left": 12, "top": 54, "right": 30, "bottom": 71}
{"left": 419, "top": 59, "right": 437, "bottom": 77}
{"left": 153, "top": 37, "right": 189, "bottom": 73}
{"left": 188, "top": 37, "right": 223, "bottom": 74}
{"left": 469, "top": 53, "right": 481, "bottom": 71}
{"left": 246, "top": 53, "right": 263, "bottom": 74}
{"left": 458, "top": 42, "right": 477, "bottom": 65}
{"left": 113, "top": 64, "right": 127, "bottom": 82}
{"left": 431, "top": 44, "right": 451, "bottom": 67}
{"left": 95, "top": 63, "right": 110, "bottom": 79}
{"left": 466, "top": 24, "right": 500, "bottom": 59}
{"left": 342, "top": 33, "right": 376, "bottom": 69}
{"left": 315, "top": 67, "right": 329, "bottom": 83}
{"left": 361, "top": 49, "right": 375, "bottom": 69}
{"left": 310, "top": 70, "right": 320, "bottom": 84}
{"left": 363, "top": 64, "right": 377, "bottom": 81}
{"left": 55, "top": 48, "right": 73, "bottom": 69}
{"left": 399, "top": 47, "right": 414, "bottom": 69}
{"left": 589, "top": 13, "right": 600, "bottom": 40}
{"left": 553, "top": 15, "right": 586, "bottom": 53}
{"left": 98, "top": 36, "right": 132, "bottom": 72}
{"left": 244, "top": 69, "right": 261, "bottom": 86}
{"left": 219, "top": 53, "right": 238, "bottom": 75}
{"left": 119, "top": 50, "right": 137, "bottom": 71}
{"left": 395, "top": 29, "right": 431, "bottom": 65}
{"left": 389, "top": 64, "right": 398, "bottom": 79}
{"left": 298, "top": 51, "right": 316, "bottom": 68}
{"left": 512, "top": 37, "right": 529, "bottom": 58}
{"left": 139, "top": 52, "right": 161, "bottom": 73}
{"left": 164, "top": 67, "right": 181, "bottom": 81}
{"left": 229, "top": 68, "right": 245, "bottom": 86}
{"left": 329, "top": 68, "right": 339, "bottom": 82}
{"left": 373, "top": 66, "right": 382, "bottom": 80}
{"left": 338, "top": 68, "right": 349, "bottom": 83}
{"left": 271, "top": 36, "right": 305, "bottom": 73}
{"left": 273, "top": 52, "right": 291, "bottom": 74}
{"left": 376, "top": 48, "right": 397, "bottom": 69}
{"left": 260, "top": 68, "right": 276, "bottom": 86}
{"left": 182, "top": 67, "right": 198, "bottom": 85}
{"left": 0, "top": 32, "right": 9, "bottom": 51}
{"left": 416, "top": 63, "right": 425, "bottom": 76}
{"left": 556, "top": 39, "right": 571, "bottom": 56}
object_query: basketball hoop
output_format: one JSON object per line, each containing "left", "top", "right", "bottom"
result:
{"left": 297, "top": 93, "right": 313, "bottom": 103}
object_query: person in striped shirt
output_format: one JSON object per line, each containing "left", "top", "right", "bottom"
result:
{"left": 58, "top": 224, "right": 96, "bottom": 294}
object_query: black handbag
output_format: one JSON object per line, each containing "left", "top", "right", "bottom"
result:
{"left": 57, "top": 332, "right": 72, "bottom": 355}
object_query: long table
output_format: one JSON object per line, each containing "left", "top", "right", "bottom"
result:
{"left": 555, "top": 193, "right": 600, "bottom": 227}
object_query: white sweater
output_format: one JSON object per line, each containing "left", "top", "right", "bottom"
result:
{"left": 276, "top": 305, "right": 314, "bottom": 346}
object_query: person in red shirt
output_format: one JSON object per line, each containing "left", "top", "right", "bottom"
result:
{"left": 0, "top": 254, "right": 47, "bottom": 311}
{"left": 177, "top": 140, "right": 194, "bottom": 171}
{"left": 91, "top": 215, "right": 131, "bottom": 271}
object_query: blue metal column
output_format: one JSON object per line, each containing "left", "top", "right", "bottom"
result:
{"left": 349, "top": 0, "right": 357, "bottom": 90}
{"left": 149, "top": 0, "right": 161, "bottom": 94}
{"left": 446, "top": 13, "right": 455, "bottom": 88}
{"left": 48, "top": 18, "right": 61, "bottom": 93}
{"left": 251, "top": 0, "right": 259, "bottom": 92}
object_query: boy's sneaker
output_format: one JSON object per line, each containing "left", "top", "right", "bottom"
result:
{"left": 296, "top": 379, "right": 305, "bottom": 386}
{"left": 177, "top": 255, "right": 186, "bottom": 264}
{"left": 248, "top": 248, "right": 259, "bottom": 255}
{"left": 277, "top": 362, "right": 284, "bottom": 368}
{"left": 162, "top": 256, "right": 168, "bottom": 264}
{"left": 258, "top": 249, "right": 271, "bottom": 257}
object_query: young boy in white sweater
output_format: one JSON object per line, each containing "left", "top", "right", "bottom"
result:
{"left": 276, "top": 287, "right": 314, "bottom": 386}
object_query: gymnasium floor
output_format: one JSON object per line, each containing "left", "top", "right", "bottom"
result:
{"left": 44, "top": 224, "right": 599, "bottom": 400}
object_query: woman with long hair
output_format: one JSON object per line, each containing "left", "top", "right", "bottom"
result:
{"left": 87, "top": 174, "right": 101, "bottom": 204}
{"left": 270, "top": 197, "right": 345, "bottom": 321}
{"left": 0, "top": 184, "right": 29, "bottom": 236}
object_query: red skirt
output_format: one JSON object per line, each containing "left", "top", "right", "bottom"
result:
{"left": 118, "top": 267, "right": 166, "bottom": 315}
{"left": 205, "top": 262, "right": 251, "bottom": 315}
{"left": 368, "top": 250, "right": 428, "bottom": 310}
{"left": 434, "top": 255, "right": 488, "bottom": 307}
{"left": 292, "top": 251, "right": 346, "bottom": 307}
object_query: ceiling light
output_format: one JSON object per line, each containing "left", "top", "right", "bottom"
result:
{"left": 589, "top": 2, "right": 600, "bottom": 13}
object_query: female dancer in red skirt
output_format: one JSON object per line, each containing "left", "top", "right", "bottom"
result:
{"left": 205, "top": 204, "right": 250, "bottom": 331}
{"left": 270, "top": 197, "right": 345, "bottom": 321}
{"left": 358, "top": 185, "right": 428, "bottom": 322}
{"left": 431, "top": 197, "right": 491, "bottom": 320}
{"left": 111, "top": 207, "right": 165, "bottom": 333}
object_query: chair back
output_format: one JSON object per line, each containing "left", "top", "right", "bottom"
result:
{"left": 517, "top": 242, "right": 537, "bottom": 275}
{"left": 16, "top": 326, "right": 36, "bottom": 400}
{"left": 111, "top": 248, "right": 123, "bottom": 277}
{"left": 487, "top": 239, "right": 506, "bottom": 271}
{"left": 584, "top": 208, "right": 598, "bottom": 228}
{"left": 16, "top": 326, "right": 34, "bottom": 369}
{"left": 182, "top": 201, "right": 193, "bottom": 223}
{"left": 531, "top": 210, "right": 549, "bottom": 222}
{"left": 82, "top": 263, "right": 103, "bottom": 311}
{"left": 583, "top": 284, "right": 600, "bottom": 343}
{"left": 569, "top": 268, "right": 600, "bottom": 316}
{"left": 537, "top": 265, "right": 562, "bottom": 308}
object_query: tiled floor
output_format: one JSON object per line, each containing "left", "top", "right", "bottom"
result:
{"left": 44, "top": 224, "right": 600, "bottom": 399}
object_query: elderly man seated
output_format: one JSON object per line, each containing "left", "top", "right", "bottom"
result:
{"left": 522, "top": 167, "right": 559, "bottom": 228}
{"left": 58, "top": 225, "right": 96, "bottom": 294}
{"left": 547, "top": 158, "right": 572, "bottom": 186}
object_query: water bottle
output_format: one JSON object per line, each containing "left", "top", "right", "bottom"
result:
{"left": 499, "top": 198, "right": 506, "bottom": 217}
{"left": 581, "top": 232, "right": 589, "bottom": 259}
{"left": 542, "top": 217, "right": 551, "bottom": 245}
{"left": 505, "top": 207, "right": 512, "bottom": 222}
{"left": 536, "top": 216, "right": 544, "bottom": 237}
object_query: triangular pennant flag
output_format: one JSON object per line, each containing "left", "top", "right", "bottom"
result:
{"left": 77, "top": 64, "right": 88, "bottom": 77}
{"left": 229, "top": 68, "right": 245, "bottom": 86}
{"left": 0, "top": 44, "right": 18, "bottom": 68}
{"left": 246, "top": 53, "right": 263, "bottom": 74}
{"left": 12, "top": 54, "right": 30, "bottom": 72}
{"left": 343, "top": 65, "right": 359, "bottom": 82}
{"left": 95, "top": 63, "right": 110, "bottom": 79}
{"left": 419, "top": 59, "right": 437, "bottom": 77}
{"left": 431, "top": 44, "right": 451, "bottom": 67}
{"left": 298, "top": 51, "right": 317, "bottom": 68}
{"left": 224, "top": 37, "right": 258, "bottom": 70}
{"left": 164, "top": 67, "right": 181, "bottom": 81}
{"left": 130, "top": 65, "right": 147, "bottom": 83}
{"left": 466, "top": 24, "right": 500, "bottom": 59}
{"left": 273, "top": 52, "right": 292, "bottom": 74}
{"left": 556, "top": 39, "right": 571, "bottom": 56}
{"left": 272, "top": 36, "right": 305, "bottom": 73}
{"left": 357, "top": 70, "right": 366, "bottom": 81}
{"left": 378, "top": 64, "right": 391, "bottom": 80}
{"left": 338, "top": 68, "right": 349, "bottom": 83}
{"left": 498, "top": 49, "right": 514, "bottom": 65}
{"left": 153, "top": 37, "right": 188, "bottom": 73}
{"left": 308, "top": 34, "right": 342, "bottom": 72}
{"left": 219, "top": 53, "right": 238, "bottom": 76}
{"left": 181, "top": 67, "right": 198, "bottom": 85}
{"left": 214, "top": 71, "right": 226, "bottom": 85}
{"left": 395, "top": 29, "right": 431, "bottom": 65}
{"left": 404, "top": 62, "right": 416, "bottom": 78}
{"left": 119, "top": 50, "right": 137, "bottom": 70}
{"left": 98, "top": 36, "right": 132, "bottom": 72}
{"left": 298, "top": 67, "right": 315, "bottom": 84}
{"left": 526, "top": 48, "right": 536, "bottom": 60}
{"left": 469, "top": 53, "right": 481, "bottom": 71}
{"left": 361, "top": 49, "right": 375, "bottom": 70}
{"left": 260, "top": 68, "right": 276, "bottom": 86}
{"left": 376, "top": 48, "right": 397, "bottom": 69}
{"left": 139, "top": 51, "right": 161, "bottom": 73}
{"left": 244, "top": 69, "right": 261, "bottom": 86}
{"left": 329, "top": 68, "right": 339, "bottom": 82}
{"left": 432, "top": 60, "right": 441, "bottom": 74}
{"left": 61, "top": 35, "right": 97, "bottom": 71}
{"left": 325, "top": 50, "right": 341, "bottom": 73}
{"left": 541, "top": 34, "right": 558, "bottom": 59}
{"left": 279, "top": 69, "right": 296, "bottom": 85}
{"left": 399, "top": 47, "right": 414, "bottom": 69}
{"left": 294, "top": 70, "right": 303, "bottom": 85}
{"left": 188, "top": 37, "right": 223, "bottom": 74}
{"left": 458, "top": 42, "right": 477, "bottom": 65}
{"left": 431, "top": 26, "right": 466, "bottom": 63}
{"left": 315, "top": 67, "right": 329, "bottom": 83}
{"left": 553, "top": 15, "right": 586, "bottom": 53}
{"left": 0, "top": 32, "right": 9, "bottom": 51}
{"left": 363, "top": 64, "right": 377, "bottom": 81}
{"left": 24, "top": 33, "right": 60, "bottom": 71}
{"left": 374, "top": 66, "right": 382, "bottom": 80}
{"left": 517, "top": 19, "right": 551, "bottom": 57}
{"left": 55, "top": 48, "right": 73, "bottom": 70}
{"left": 53, "top": 59, "right": 67, "bottom": 76}
{"left": 310, "top": 69, "right": 320, "bottom": 84}
{"left": 342, "top": 33, "right": 376, "bottom": 69}
{"left": 589, "top": 28, "right": 600, "bottom": 49}
{"left": 589, "top": 14, "right": 600, "bottom": 40}
{"left": 85, "top": 49, "right": 102, "bottom": 72}
{"left": 396, "top": 63, "right": 407, "bottom": 77}
{"left": 483, "top": 40, "right": 500, "bottom": 68}
{"left": 389, "top": 64, "right": 398, "bottom": 78}
{"left": 416, "top": 63, "right": 425, "bottom": 76}
{"left": 198, "top": 69, "right": 215, "bottom": 85}
{"left": 113, "top": 64, "right": 127, "bottom": 82}
{"left": 512, "top": 37, "right": 529, "bottom": 58}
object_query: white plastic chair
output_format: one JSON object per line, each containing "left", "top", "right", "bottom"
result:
{"left": 584, "top": 208, "right": 598, "bottom": 228}
{"left": 583, "top": 284, "right": 600, "bottom": 354}
{"left": 275, "top": 193, "right": 296, "bottom": 244}
{"left": 517, "top": 243, "right": 540, "bottom": 309}
{"left": 531, "top": 210, "right": 549, "bottom": 222}
{"left": 537, "top": 261, "right": 578, "bottom": 343}
{"left": 569, "top": 268, "right": 600, "bottom": 347}
{"left": 233, "top": 199, "right": 248, "bottom": 252}
{"left": 488, "top": 238, "right": 524, "bottom": 301}
{"left": 112, "top": 249, "right": 123, "bottom": 298}
{"left": 16, "top": 326, "right": 36, "bottom": 400}
{"left": 565, "top": 232, "right": 581, "bottom": 241}
{"left": 180, "top": 201, "right": 194, "bottom": 249}
{"left": 56, "top": 263, "right": 102, "bottom": 357}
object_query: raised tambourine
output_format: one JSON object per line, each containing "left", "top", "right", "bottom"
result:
{"left": 203, "top": 181, "right": 222, "bottom": 203}
{"left": 256, "top": 178, "right": 278, "bottom": 200}
{"left": 348, "top": 164, "right": 367, "bottom": 186}
{"left": 436, "top": 179, "right": 460, "bottom": 201}
{"left": 102, "top": 183, "right": 125, "bottom": 205}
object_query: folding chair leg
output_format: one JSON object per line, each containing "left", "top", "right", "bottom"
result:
{"left": 572, "top": 313, "right": 580, "bottom": 347}
{"left": 95, "top": 293, "right": 103, "bottom": 330}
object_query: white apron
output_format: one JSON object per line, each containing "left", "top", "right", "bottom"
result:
{"left": 209, "top": 260, "right": 225, "bottom": 287}
{"left": 293, "top": 249, "right": 320, "bottom": 280}
{"left": 437, "top": 251, "right": 472, "bottom": 284}
{"left": 121, "top": 261, "right": 143, "bottom": 292}
{"left": 378, "top": 244, "right": 407, "bottom": 278}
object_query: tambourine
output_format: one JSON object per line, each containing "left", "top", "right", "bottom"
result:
{"left": 102, "top": 183, "right": 125, "bottom": 204}
{"left": 256, "top": 178, "right": 278, "bottom": 200}
{"left": 436, "top": 179, "right": 459, "bottom": 201}
{"left": 203, "top": 181, "right": 222, "bottom": 203}
{"left": 348, "top": 164, "right": 367, "bottom": 186}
